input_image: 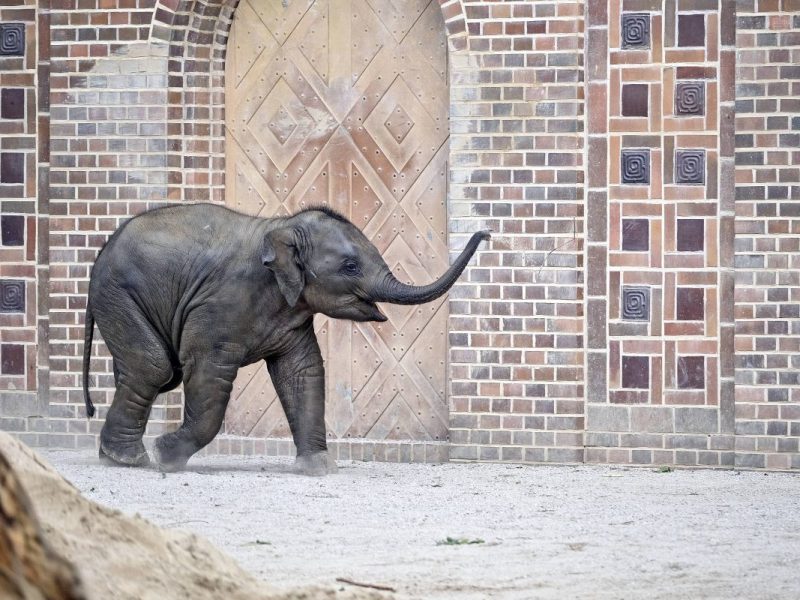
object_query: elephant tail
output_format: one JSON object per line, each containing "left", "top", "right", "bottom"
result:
{"left": 83, "top": 305, "right": 95, "bottom": 418}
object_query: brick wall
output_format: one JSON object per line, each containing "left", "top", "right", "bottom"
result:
{"left": 0, "top": 0, "right": 798, "bottom": 470}
{"left": 38, "top": 0, "right": 589, "bottom": 461}
{"left": 0, "top": 0, "right": 49, "bottom": 446}
{"left": 447, "top": 0, "right": 586, "bottom": 464}
{"left": 734, "top": 0, "right": 800, "bottom": 469}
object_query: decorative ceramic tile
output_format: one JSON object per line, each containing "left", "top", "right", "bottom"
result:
{"left": 621, "top": 13, "right": 650, "bottom": 49}
{"left": 1, "top": 215, "right": 24, "bottom": 246}
{"left": 622, "top": 218, "right": 649, "bottom": 251}
{"left": 1, "top": 89, "right": 24, "bottom": 119}
{"left": 675, "top": 81, "right": 705, "bottom": 116}
{"left": 677, "top": 356, "right": 705, "bottom": 389}
{"left": 621, "top": 83, "right": 648, "bottom": 117}
{"left": 0, "top": 279, "right": 25, "bottom": 313}
{"left": 675, "top": 150, "right": 705, "bottom": 184}
{"left": 0, "top": 152, "right": 24, "bottom": 183}
{"left": 0, "top": 23, "right": 24, "bottom": 56}
{"left": 622, "top": 355, "right": 650, "bottom": 389}
{"left": 622, "top": 286, "right": 650, "bottom": 321}
{"left": 677, "top": 219, "right": 704, "bottom": 252}
{"left": 676, "top": 287, "right": 704, "bottom": 321}
{"left": 677, "top": 14, "right": 705, "bottom": 47}
{"left": 0, "top": 344, "right": 24, "bottom": 375}
{"left": 621, "top": 149, "right": 650, "bottom": 184}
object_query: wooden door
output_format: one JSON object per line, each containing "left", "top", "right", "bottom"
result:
{"left": 223, "top": 0, "right": 450, "bottom": 444}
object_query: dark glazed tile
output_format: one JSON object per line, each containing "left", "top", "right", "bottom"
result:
{"left": 622, "top": 286, "right": 650, "bottom": 321}
{"left": 676, "top": 287, "right": 704, "bottom": 321}
{"left": 622, "top": 355, "right": 650, "bottom": 389}
{"left": 677, "top": 219, "right": 704, "bottom": 252}
{"left": 0, "top": 152, "right": 24, "bottom": 184}
{"left": 622, "top": 83, "right": 649, "bottom": 117}
{"left": 1, "top": 344, "right": 24, "bottom": 375}
{"left": 0, "top": 279, "right": 25, "bottom": 313}
{"left": 622, "top": 13, "right": 650, "bottom": 49}
{"left": 675, "top": 150, "right": 705, "bottom": 184}
{"left": 621, "top": 149, "right": 650, "bottom": 184}
{"left": 675, "top": 81, "right": 705, "bottom": 115}
{"left": 1, "top": 89, "right": 24, "bottom": 119}
{"left": 677, "top": 14, "right": 705, "bottom": 47}
{"left": 677, "top": 356, "right": 705, "bottom": 389}
{"left": 1, "top": 215, "right": 24, "bottom": 246}
{"left": 622, "top": 218, "right": 649, "bottom": 251}
{"left": 0, "top": 24, "right": 25, "bottom": 56}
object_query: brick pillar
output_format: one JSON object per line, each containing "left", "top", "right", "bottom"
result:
{"left": 734, "top": 3, "right": 800, "bottom": 470}
{"left": 448, "top": 1, "right": 586, "bottom": 463}
{"left": 583, "top": 0, "right": 737, "bottom": 467}
{"left": 0, "top": 0, "right": 49, "bottom": 445}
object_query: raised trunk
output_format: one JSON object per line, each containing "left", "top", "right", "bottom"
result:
{"left": 372, "top": 230, "right": 490, "bottom": 305}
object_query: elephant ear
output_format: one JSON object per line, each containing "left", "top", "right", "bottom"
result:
{"left": 261, "top": 227, "right": 305, "bottom": 308}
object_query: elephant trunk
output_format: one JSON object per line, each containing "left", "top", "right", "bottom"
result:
{"left": 371, "top": 230, "right": 490, "bottom": 306}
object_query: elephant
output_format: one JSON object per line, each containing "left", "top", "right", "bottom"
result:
{"left": 82, "top": 203, "right": 490, "bottom": 475}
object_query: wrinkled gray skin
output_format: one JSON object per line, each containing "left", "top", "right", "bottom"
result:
{"left": 83, "top": 203, "right": 489, "bottom": 475}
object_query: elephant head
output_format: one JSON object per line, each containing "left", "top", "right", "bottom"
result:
{"left": 261, "top": 207, "right": 491, "bottom": 321}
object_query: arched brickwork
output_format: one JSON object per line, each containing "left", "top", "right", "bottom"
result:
{"left": 438, "top": 0, "right": 468, "bottom": 50}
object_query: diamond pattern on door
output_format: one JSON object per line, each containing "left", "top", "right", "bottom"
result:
{"left": 224, "top": 0, "right": 449, "bottom": 444}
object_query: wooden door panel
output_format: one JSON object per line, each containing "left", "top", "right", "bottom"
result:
{"left": 224, "top": 0, "right": 449, "bottom": 443}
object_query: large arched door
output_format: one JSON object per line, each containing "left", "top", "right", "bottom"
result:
{"left": 223, "top": 0, "right": 450, "bottom": 444}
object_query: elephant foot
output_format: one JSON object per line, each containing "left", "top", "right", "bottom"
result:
{"left": 294, "top": 451, "right": 338, "bottom": 476}
{"left": 98, "top": 439, "right": 150, "bottom": 467}
{"left": 152, "top": 433, "right": 193, "bottom": 472}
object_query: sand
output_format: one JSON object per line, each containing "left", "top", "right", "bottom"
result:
{"left": 43, "top": 448, "right": 800, "bottom": 599}
{"left": 0, "top": 433, "right": 384, "bottom": 600}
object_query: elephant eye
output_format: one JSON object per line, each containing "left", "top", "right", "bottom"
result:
{"left": 341, "top": 260, "right": 360, "bottom": 276}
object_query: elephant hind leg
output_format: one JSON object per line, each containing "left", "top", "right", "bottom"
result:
{"left": 97, "top": 308, "right": 174, "bottom": 467}
{"left": 99, "top": 382, "right": 161, "bottom": 466}
{"left": 153, "top": 359, "right": 239, "bottom": 471}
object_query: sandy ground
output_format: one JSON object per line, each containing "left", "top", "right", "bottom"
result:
{"left": 3, "top": 433, "right": 382, "bottom": 600}
{"left": 45, "top": 450, "right": 799, "bottom": 600}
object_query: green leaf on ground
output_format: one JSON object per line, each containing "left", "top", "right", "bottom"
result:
{"left": 657, "top": 466, "right": 673, "bottom": 473}
{"left": 436, "top": 536, "right": 485, "bottom": 546}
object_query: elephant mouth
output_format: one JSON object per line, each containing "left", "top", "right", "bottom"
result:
{"left": 352, "top": 293, "right": 387, "bottom": 322}
{"left": 364, "top": 300, "right": 388, "bottom": 322}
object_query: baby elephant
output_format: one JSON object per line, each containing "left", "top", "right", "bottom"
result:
{"left": 83, "top": 204, "right": 489, "bottom": 474}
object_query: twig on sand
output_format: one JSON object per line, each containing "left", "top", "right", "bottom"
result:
{"left": 162, "top": 519, "right": 209, "bottom": 528}
{"left": 336, "top": 577, "right": 396, "bottom": 593}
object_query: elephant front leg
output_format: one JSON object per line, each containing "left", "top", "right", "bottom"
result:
{"left": 268, "top": 330, "right": 336, "bottom": 476}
